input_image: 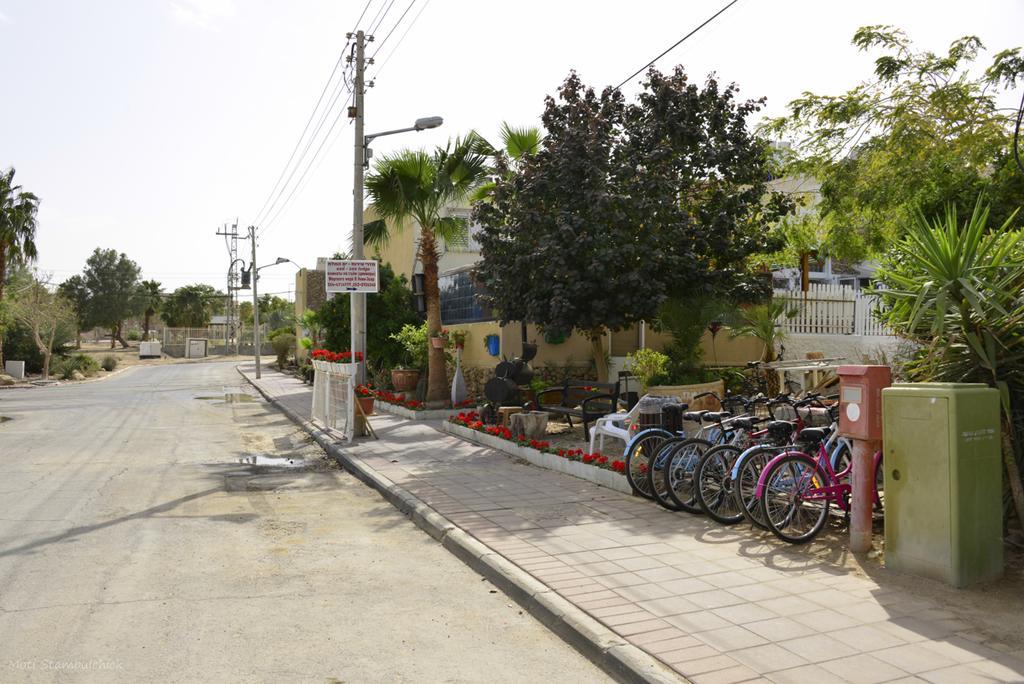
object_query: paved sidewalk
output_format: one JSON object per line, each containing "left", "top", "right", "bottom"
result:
{"left": 242, "top": 365, "right": 1024, "bottom": 684}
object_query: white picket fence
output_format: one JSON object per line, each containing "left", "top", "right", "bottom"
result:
{"left": 773, "top": 283, "right": 890, "bottom": 336}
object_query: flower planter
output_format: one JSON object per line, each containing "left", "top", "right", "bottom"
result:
{"left": 356, "top": 396, "right": 375, "bottom": 416}
{"left": 430, "top": 337, "right": 446, "bottom": 349}
{"left": 391, "top": 368, "right": 420, "bottom": 392}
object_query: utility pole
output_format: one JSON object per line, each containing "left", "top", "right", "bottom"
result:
{"left": 250, "top": 225, "right": 262, "bottom": 379}
{"left": 216, "top": 221, "right": 242, "bottom": 355}
{"left": 350, "top": 29, "right": 367, "bottom": 383}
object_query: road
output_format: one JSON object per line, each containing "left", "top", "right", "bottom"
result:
{"left": 0, "top": 361, "right": 609, "bottom": 683}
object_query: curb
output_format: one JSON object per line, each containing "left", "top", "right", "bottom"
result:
{"left": 237, "top": 366, "right": 686, "bottom": 684}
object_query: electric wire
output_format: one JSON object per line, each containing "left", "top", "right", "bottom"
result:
{"left": 251, "top": 55, "right": 346, "bottom": 228}
{"left": 369, "top": 0, "right": 397, "bottom": 36}
{"left": 615, "top": 0, "right": 740, "bottom": 90}
{"left": 257, "top": 68, "right": 354, "bottom": 238}
{"left": 370, "top": 0, "right": 416, "bottom": 59}
{"left": 368, "top": 0, "right": 431, "bottom": 81}
{"left": 260, "top": 89, "right": 357, "bottom": 237}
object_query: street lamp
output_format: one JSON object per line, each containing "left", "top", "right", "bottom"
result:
{"left": 351, "top": 115, "right": 443, "bottom": 383}
{"left": 252, "top": 257, "right": 296, "bottom": 379}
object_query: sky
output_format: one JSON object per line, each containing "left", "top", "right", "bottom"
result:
{"left": 2, "top": 0, "right": 1023, "bottom": 299}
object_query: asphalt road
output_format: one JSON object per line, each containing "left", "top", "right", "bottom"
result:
{"left": 0, "top": 361, "right": 609, "bottom": 683}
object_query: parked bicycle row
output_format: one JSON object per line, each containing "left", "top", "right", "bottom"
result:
{"left": 622, "top": 391, "right": 884, "bottom": 544}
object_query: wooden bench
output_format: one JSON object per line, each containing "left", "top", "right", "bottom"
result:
{"left": 536, "top": 380, "right": 620, "bottom": 435}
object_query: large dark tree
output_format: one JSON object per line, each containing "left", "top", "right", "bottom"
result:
{"left": 82, "top": 248, "right": 143, "bottom": 348}
{"left": 475, "top": 70, "right": 791, "bottom": 380}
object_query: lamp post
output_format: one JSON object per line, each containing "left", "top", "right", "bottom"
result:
{"left": 252, "top": 257, "right": 294, "bottom": 379}
{"left": 351, "top": 113, "right": 443, "bottom": 383}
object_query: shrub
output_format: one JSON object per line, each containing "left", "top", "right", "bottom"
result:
{"left": 272, "top": 333, "right": 296, "bottom": 369}
{"left": 55, "top": 353, "right": 100, "bottom": 380}
{"left": 101, "top": 355, "right": 118, "bottom": 372}
{"left": 626, "top": 348, "right": 670, "bottom": 390}
{"left": 389, "top": 323, "right": 429, "bottom": 370}
{"left": 126, "top": 330, "right": 141, "bottom": 341}
{"left": 268, "top": 326, "right": 294, "bottom": 341}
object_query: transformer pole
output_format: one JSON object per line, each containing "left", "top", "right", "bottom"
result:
{"left": 350, "top": 29, "right": 366, "bottom": 383}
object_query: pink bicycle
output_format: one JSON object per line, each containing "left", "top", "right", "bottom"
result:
{"left": 755, "top": 427, "right": 883, "bottom": 544}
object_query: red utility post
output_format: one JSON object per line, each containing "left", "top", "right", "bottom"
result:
{"left": 837, "top": 365, "right": 892, "bottom": 553}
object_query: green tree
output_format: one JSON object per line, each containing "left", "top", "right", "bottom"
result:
{"left": 729, "top": 300, "right": 797, "bottom": 363}
{"left": 365, "top": 137, "right": 488, "bottom": 402}
{"left": 256, "top": 294, "right": 293, "bottom": 330}
{"left": 161, "top": 284, "right": 224, "bottom": 327}
{"left": 471, "top": 122, "right": 543, "bottom": 202}
{"left": 764, "top": 26, "right": 1024, "bottom": 260}
{"left": 57, "top": 275, "right": 91, "bottom": 349}
{"left": 82, "top": 248, "right": 143, "bottom": 348}
{"left": 873, "top": 199, "right": 1024, "bottom": 528}
{"left": 10, "top": 274, "right": 74, "bottom": 379}
{"left": 138, "top": 280, "right": 162, "bottom": 340}
{"left": 475, "top": 70, "right": 791, "bottom": 380}
{"left": 0, "top": 168, "right": 40, "bottom": 363}
{"left": 315, "top": 261, "right": 420, "bottom": 371}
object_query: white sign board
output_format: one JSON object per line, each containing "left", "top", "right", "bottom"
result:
{"left": 326, "top": 259, "right": 379, "bottom": 294}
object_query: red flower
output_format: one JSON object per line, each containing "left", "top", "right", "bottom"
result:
{"left": 612, "top": 460, "right": 626, "bottom": 473}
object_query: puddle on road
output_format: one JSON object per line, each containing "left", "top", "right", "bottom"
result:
{"left": 238, "top": 454, "right": 310, "bottom": 468}
{"left": 194, "top": 391, "right": 259, "bottom": 404}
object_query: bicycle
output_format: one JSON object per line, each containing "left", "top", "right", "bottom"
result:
{"left": 756, "top": 427, "right": 883, "bottom": 544}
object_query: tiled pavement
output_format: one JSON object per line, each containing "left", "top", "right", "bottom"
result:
{"left": 242, "top": 365, "right": 1024, "bottom": 684}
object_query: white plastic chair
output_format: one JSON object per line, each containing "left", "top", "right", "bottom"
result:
{"left": 588, "top": 400, "right": 643, "bottom": 456}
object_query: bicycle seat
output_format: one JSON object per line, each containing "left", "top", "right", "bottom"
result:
{"left": 702, "top": 411, "right": 732, "bottom": 422}
{"left": 681, "top": 411, "right": 707, "bottom": 422}
{"left": 798, "top": 427, "right": 827, "bottom": 444}
{"left": 731, "top": 417, "right": 759, "bottom": 430}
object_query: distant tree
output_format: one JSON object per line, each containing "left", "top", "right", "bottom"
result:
{"left": 82, "top": 248, "right": 143, "bottom": 348}
{"left": 257, "top": 294, "right": 293, "bottom": 330}
{"left": 11, "top": 274, "right": 74, "bottom": 379}
{"left": 57, "top": 275, "right": 91, "bottom": 349}
{"left": 0, "top": 168, "right": 40, "bottom": 363}
{"left": 763, "top": 26, "right": 1024, "bottom": 260}
{"left": 138, "top": 280, "right": 162, "bottom": 340}
{"left": 161, "top": 283, "right": 224, "bottom": 327}
{"left": 475, "top": 71, "right": 790, "bottom": 380}
{"left": 238, "top": 300, "right": 253, "bottom": 325}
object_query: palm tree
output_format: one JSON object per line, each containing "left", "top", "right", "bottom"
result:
{"left": 365, "top": 136, "right": 488, "bottom": 402}
{"left": 471, "top": 122, "right": 543, "bottom": 202}
{"left": 0, "top": 168, "right": 40, "bottom": 364}
{"left": 139, "top": 280, "right": 162, "bottom": 341}
{"left": 730, "top": 300, "right": 796, "bottom": 363}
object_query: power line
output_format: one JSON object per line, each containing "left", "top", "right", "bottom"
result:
{"left": 370, "top": 0, "right": 416, "bottom": 59}
{"left": 251, "top": 55, "right": 346, "bottom": 228}
{"left": 369, "top": 0, "right": 397, "bottom": 36}
{"left": 370, "top": 0, "right": 431, "bottom": 80}
{"left": 614, "top": 0, "right": 740, "bottom": 90}
{"left": 260, "top": 89, "right": 357, "bottom": 236}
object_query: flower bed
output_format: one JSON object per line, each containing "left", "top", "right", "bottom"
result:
{"left": 445, "top": 412, "right": 630, "bottom": 493}
{"left": 311, "top": 349, "right": 364, "bottom": 363}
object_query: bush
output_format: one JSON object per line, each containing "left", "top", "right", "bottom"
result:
{"left": 1, "top": 317, "right": 75, "bottom": 373}
{"left": 54, "top": 353, "right": 101, "bottom": 380}
{"left": 389, "top": 323, "right": 429, "bottom": 370}
{"left": 272, "top": 333, "right": 296, "bottom": 369}
{"left": 101, "top": 355, "right": 118, "bottom": 372}
{"left": 626, "top": 348, "right": 669, "bottom": 389}
{"left": 126, "top": 330, "right": 141, "bottom": 341}
{"left": 268, "top": 326, "right": 294, "bottom": 341}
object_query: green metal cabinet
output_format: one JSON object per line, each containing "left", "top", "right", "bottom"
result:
{"left": 881, "top": 383, "right": 1002, "bottom": 587}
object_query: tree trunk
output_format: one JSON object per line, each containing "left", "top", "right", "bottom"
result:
{"left": 116, "top": 321, "right": 129, "bottom": 349}
{"left": 110, "top": 326, "right": 116, "bottom": 349}
{"left": 75, "top": 326, "right": 81, "bottom": 349}
{"left": 1001, "top": 419, "right": 1024, "bottom": 533}
{"left": 800, "top": 251, "right": 810, "bottom": 292}
{"left": 420, "top": 231, "right": 447, "bottom": 403}
{"left": 589, "top": 330, "right": 609, "bottom": 382}
{"left": 143, "top": 310, "right": 152, "bottom": 342}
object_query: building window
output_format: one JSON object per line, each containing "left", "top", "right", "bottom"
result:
{"left": 440, "top": 269, "right": 491, "bottom": 324}
{"left": 442, "top": 209, "right": 482, "bottom": 253}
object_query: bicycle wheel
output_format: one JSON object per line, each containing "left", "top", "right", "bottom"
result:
{"left": 663, "top": 438, "right": 712, "bottom": 514}
{"left": 760, "top": 454, "right": 831, "bottom": 544}
{"left": 733, "top": 445, "right": 783, "bottom": 529}
{"left": 625, "top": 429, "right": 672, "bottom": 499}
{"left": 648, "top": 437, "right": 691, "bottom": 511}
{"left": 695, "top": 444, "right": 744, "bottom": 524}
